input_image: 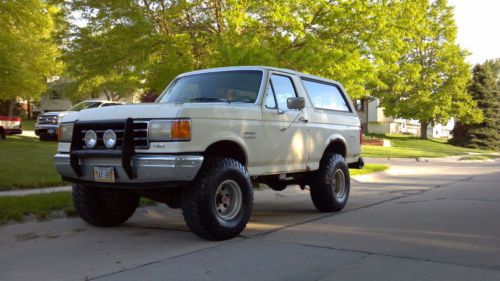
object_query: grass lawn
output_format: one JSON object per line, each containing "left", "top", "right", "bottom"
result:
{"left": 459, "top": 154, "right": 500, "bottom": 161}
{"left": 22, "top": 119, "right": 36, "bottom": 131}
{"left": 362, "top": 134, "right": 493, "bottom": 158}
{"left": 0, "top": 135, "right": 64, "bottom": 190}
{"left": 350, "top": 164, "right": 389, "bottom": 176}
{"left": 0, "top": 192, "right": 74, "bottom": 224}
{"left": 0, "top": 192, "right": 156, "bottom": 225}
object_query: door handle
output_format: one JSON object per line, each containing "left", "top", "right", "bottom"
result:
{"left": 298, "top": 117, "right": 308, "bottom": 123}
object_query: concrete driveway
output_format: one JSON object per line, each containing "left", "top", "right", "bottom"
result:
{"left": 1, "top": 157, "right": 499, "bottom": 281}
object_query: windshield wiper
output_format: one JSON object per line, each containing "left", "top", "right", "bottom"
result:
{"left": 189, "top": 97, "right": 231, "bottom": 103}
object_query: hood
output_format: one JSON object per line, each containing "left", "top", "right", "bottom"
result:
{"left": 61, "top": 103, "right": 183, "bottom": 123}
{"left": 41, "top": 112, "right": 62, "bottom": 116}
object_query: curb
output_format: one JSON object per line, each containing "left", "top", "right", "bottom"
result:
{"left": 0, "top": 186, "right": 72, "bottom": 197}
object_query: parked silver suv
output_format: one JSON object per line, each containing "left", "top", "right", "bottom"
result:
{"left": 36, "top": 100, "right": 123, "bottom": 140}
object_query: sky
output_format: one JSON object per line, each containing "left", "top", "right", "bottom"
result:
{"left": 448, "top": 0, "right": 500, "bottom": 65}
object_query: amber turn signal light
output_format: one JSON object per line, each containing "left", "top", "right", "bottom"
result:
{"left": 171, "top": 119, "right": 191, "bottom": 140}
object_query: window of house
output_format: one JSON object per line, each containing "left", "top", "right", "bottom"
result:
{"left": 50, "top": 90, "right": 62, "bottom": 100}
{"left": 354, "top": 99, "right": 364, "bottom": 111}
{"left": 302, "top": 79, "right": 350, "bottom": 112}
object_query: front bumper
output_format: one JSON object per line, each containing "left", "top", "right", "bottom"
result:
{"left": 54, "top": 153, "right": 204, "bottom": 187}
{"left": 35, "top": 124, "right": 58, "bottom": 136}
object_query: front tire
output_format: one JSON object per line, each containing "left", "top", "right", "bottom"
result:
{"left": 182, "top": 158, "right": 253, "bottom": 241}
{"left": 309, "top": 154, "right": 350, "bottom": 212}
{"left": 72, "top": 184, "right": 139, "bottom": 227}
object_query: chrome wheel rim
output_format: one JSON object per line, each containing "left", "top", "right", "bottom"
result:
{"left": 333, "top": 169, "right": 346, "bottom": 198}
{"left": 214, "top": 180, "right": 242, "bottom": 220}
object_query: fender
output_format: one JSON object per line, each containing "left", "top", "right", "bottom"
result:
{"left": 322, "top": 133, "right": 348, "bottom": 156}
{"left": 201, "top": 131, "right": 249, "bottom": 164}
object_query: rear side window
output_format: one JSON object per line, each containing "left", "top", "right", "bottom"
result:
{"left": 302, "top": 79, "right": 350, "bottom": 112}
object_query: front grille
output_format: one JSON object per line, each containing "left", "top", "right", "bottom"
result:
{"left": 38, "top": 115, "right": 58, "bottom": 125}
{"left": 77, "top": 120, "right": 149, "bottom": 149}
{"left": 132, "top": 121, "right": 148, "bottom": 148}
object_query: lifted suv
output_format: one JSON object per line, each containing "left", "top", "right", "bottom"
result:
{"left": 54, "top": 66, "right": 363, "bottom": 240}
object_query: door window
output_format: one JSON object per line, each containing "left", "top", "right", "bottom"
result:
{"left": 264, "top": 86, "right": 277, "bottom": 109}
{"left": 270, "top": 75, "right": 297, "bottom": 110}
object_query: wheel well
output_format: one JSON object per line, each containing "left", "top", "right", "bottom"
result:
{"left": 204, "top": 141, "right": 247, "bottom": 166}
{"left": 322, "top": 139, "right": 346, "bottom": 159}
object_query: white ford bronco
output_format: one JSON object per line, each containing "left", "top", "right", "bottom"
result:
{"left": 54, "top": 66, "right": 363, "bottom": 240}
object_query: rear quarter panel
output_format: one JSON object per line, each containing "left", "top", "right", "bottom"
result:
{"left": 293, "top": 77, "right": 361, "bottom": 168}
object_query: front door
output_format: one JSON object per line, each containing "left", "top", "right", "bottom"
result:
{"left": 261, "top": 72, "right": 309, "bottom": 173}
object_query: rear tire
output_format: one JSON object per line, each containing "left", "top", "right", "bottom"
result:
{"left": 182, "top": 157, "right": 253, "bottom": 241}
{"left": 309, "top": 154, "right": 350, "bottom": 212}
{"left": 72, "top": 184, "right": 139, "bottom": 227}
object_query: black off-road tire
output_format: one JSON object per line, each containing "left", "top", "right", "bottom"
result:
{"left": 39, "top": 134, "right": 50, "bottom": 141}
{"left": 72, "top": 184, "right": 139, "bottom": 227}
{"left": 182, "top": 157, "right": 253, "bottom": 241}
{"left": 0, "top": 128, "right": 5, "bottom": 140}
{"left": 310, "top": 154, "right": 350, "bottom": 212}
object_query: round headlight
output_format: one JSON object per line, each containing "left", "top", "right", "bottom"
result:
{"left": 103, "top": 129, "right": 117, "bottom": 148}
{"left": 84, "top": 130, "right": 97, "bottom": 148}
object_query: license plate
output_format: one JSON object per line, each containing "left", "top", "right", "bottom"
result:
{"left": 93, "top": 167, "right": 115, "bottom": 183}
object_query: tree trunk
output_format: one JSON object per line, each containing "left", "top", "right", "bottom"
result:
{"left": 7, "top": 99, "right": 16, "bottom": 117}
{"left": 420, "top": 120, "right": 429, "bottom": 139}
{"left": 27, "top": 99, "right": 32, "bottom": 120}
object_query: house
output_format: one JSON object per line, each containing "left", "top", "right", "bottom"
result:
{"left": 33, "top": 78, "right": 140, "bottom": 115}
{"left": 37, "top": 88, "right": 73, "bottom": 113}
{"left": 354, "top": 98, "right": 455, "bottom": 138}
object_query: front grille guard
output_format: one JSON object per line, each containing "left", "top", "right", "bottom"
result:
{"left": 69, "top": 118, "right": 138, "bottom": 179}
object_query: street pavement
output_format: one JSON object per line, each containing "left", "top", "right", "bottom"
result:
{"left": 0, "top": 157, "right": 499, "bottom": 281}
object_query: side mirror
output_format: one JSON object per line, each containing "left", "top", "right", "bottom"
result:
{"left": 287, "top": 97, "right": 305, "bottom": 110}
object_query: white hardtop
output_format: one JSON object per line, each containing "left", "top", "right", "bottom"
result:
{"left": 177, "top": 66, "right": 343, "bottom": 87}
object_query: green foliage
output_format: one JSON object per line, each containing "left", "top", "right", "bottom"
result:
{"left": 484, "top": 58, "right": 500, "bottom": 89}
{"left": 371, "top": 0, "right": 481, "bottom": 139}
{"left": 0, "top": 0, "right": 62, "bottom": 101}
{"left": 450, "top": 64, "right": 500, "bottom": 150}
{"left": 65, "top": 0, "right": 426, "bottom": 99}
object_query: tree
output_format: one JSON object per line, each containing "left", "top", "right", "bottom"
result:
{"left": 371, "top": 0, "right": 482, "bottom": 139}
{"left": 64, "top": 0, "right": 407, "bottom": 99}
{"left": 450, "top": 64, "right": 499, "bottom": 150}
{"left": 484, "top": 58, "right": 500, "bottom": 89}
{"left": 0, "top": 0, "right": 62, "bottom": 115}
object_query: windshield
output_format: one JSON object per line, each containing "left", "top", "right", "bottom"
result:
{"left": 157, "top": 71, "right": 263, "bottom": 104}
{"left": 69, "top": 101, "right": 102, "bottom": 111}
